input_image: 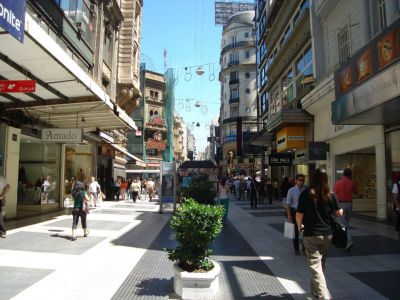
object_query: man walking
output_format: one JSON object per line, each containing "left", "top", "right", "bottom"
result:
{"left": 286, "top": 174, "right": 306, "bottom": 255}
{"left": 333, "top": 168, "right": 357, "bottom": 251}
{"left": 130, "top": 178, "right": 141, "bottom": 202}
{"left": 0, "top": 176, "right": 10, "bottom": 238}
{"left": 233, "top": 178, "right": 241, "bottom": 201}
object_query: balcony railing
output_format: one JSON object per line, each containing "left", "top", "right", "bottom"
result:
{"left": 229, "top": 79, "right": 239, "bottom": 85}
{"left": 229, "top": 96, "right": 240, "bottom": 104}
{"left": 227, "top": 60, "right": 239, "bottom": 67}
{"left": 221, "top": 41, "right": 255, "bottom": 56}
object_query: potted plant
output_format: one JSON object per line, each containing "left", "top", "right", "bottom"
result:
{"left": 166, "top": 198, "right": 224, "bottom": 299}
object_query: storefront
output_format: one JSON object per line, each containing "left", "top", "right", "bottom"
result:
{"left": 385, "top": 126, "right": 400, "bottom": 220}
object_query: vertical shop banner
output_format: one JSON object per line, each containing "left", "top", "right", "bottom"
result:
{"left": 236, "top": 117, "right": 242, "bottom": 156}
{"left": 338, "top": 65, "right": 352, "bottom": 94}
{"left": 0, "top": 0, "right": 26, "bottom": 43}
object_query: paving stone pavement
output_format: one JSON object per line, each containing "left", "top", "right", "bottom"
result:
{"left": 0, "top": 198, "right": 399, "bottom": 300}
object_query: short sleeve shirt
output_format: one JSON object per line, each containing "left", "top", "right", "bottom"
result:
{"left": 392, "top": 183, "right": 399, "bottom": 194}
{"left": 286, "top": 185, "right": 305, "bottom": 208}
{"left": 297, "top": 189, "right": 340, "bottom": 236}
{"left": 0, "top": 177, "right": 7, "bottom": 199}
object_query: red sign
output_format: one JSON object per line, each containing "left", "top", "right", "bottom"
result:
{"left": 146, "top": 138, "right": 167, "bottom": 150}
{"left": 338, "top": 66, "right": 352, "bottom": 94}
{"left": 377, "top": 29, "right": 399, "bottom": 69}
{"left": 150, "top": 116, "right": 165, "bottom": 126}
{"left": 0, "top": 80, "right": 36, "bottom": 93}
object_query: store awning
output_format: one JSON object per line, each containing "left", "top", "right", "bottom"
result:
{"left": 110, "top": 143, "right": 146, "bottom": 167}
{"left": 0, "top": 13, "right": 136, "bottom": 131}
{"left": 249, "top": 128, "right": 273, "bottom": 147}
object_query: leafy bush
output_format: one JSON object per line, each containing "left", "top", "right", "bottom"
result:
{"left": 166, "top": 198, "right": 224, "bottom": 272}
{"left": 180, "top": 175, "right": 216, "bottom": 205}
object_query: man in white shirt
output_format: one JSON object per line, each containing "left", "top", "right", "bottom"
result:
{"left": 147, "top": 178, "right": 155, "bottom": 201}
{"left": 0, "top": 176, "right": 11, "bottom": 238}
{"left": 88, "top": 176, "right": 101, "bottom": 207}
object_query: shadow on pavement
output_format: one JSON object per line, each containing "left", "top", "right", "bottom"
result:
{"left": 133, "top": 278, "right": 173, "bottom": 297}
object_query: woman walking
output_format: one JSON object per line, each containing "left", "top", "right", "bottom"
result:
{"left": 218, "top": 178, "right": 230, "bottom": 223}
{"left": 296, "top": 169, "right": 343, "bottom": 299}
{"left": 71, "top": 181, "right": 90, "bottom": 241}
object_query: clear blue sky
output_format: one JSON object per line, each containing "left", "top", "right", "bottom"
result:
{"left": 141, "top": 0, "right": 222, "bottom": 153}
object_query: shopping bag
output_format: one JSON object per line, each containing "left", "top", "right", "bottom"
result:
{"left": 284, "top": 222, "right": 295, "bottom": 239}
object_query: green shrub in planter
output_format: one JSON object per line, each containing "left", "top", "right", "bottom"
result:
{"left": 166, "top": 198, "right": 224, "bottom": 272}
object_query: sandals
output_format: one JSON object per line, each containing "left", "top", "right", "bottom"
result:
{"left": 84, "top": 230, "right": 89, "bottom": 237}
{"left": 71, "top": 236, "right": 77, "bottom": 241}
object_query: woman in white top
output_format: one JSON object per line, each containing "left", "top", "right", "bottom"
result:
{"left": 88, "top": 177, "right": 101, "bottom": 207}
{"left": 218, "top": 178, "right": 230, "bottom": 223}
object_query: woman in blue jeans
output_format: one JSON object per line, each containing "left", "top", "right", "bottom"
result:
{"left": 296, "top": 169, "right": 343, "bottom": 300}
{"left": 217, "top": 178, "right": 230, "bottom": 223}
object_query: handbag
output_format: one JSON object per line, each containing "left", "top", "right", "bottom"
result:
{"left": 284, "top": 221, "right": 295, "bottom": 239}
{"left": 82, "top": 201, "right": 89, "bottom": 214}
{"left": 100, "top": 192, "right": 106, "bottom": 200}
{"left": 331, "top": 220, "right": 347, "bottom": 248}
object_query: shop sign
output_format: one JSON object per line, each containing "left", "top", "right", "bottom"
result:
{"left": 42, "top": 128, "right": 83, "bottom": 143}
{"left": 0, "top": 0, "right": 25, "bottom": 43}
{"left": 276, "top": 127, "right": 305, "bottom": 153}
{"left": 268, "top": 153, "right": 293, "bottom": 166}
{"left": 337, "top": 65, "right": 352, "bottom": 94}
{"left": 377, "top": 28, "right": 399, "bottom": 69}
{"left": 0, "top": 80, "right": 36, "bottom": 93}
{"left": 146, "top": 132, "right": 166, "bottom": 150}
{"left": 223, "top": 135, "right": 237, "bottom": 143}
{"left": 135, "top": 130, "right": 142, "bottom": 137}
{"left": 309, "top": 142, "right": 327, "bottom": 160}
{"left": 356, "top": 49, "right": 372, "bottom": 82}
{"left": 150, "top": 115, "right": 165, "bottom": 126}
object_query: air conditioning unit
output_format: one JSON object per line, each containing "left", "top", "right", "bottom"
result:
{"left": 89, "top": 4, "right": 97, "bottom": 14}
{"left": 76, "top": 22, "right": 86, "bottom": 33}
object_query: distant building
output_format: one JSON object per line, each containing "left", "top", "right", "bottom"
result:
{"left": 219, "top": 11, "right": 258, "bottom": 176}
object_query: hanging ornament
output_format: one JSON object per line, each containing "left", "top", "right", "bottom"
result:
{"left": 195, "top": 100, "right": 201, "bottom": 108}
{"left": 196, "top": 66, "right": 205, "bottom": 76}
{"left": 185, "top": 99, "right": 191, "bottom": 112}
{"left": 200, "top": 105, "right": 208, "bottom": 115}
{"left": 185, "top": 67, "right": 192, "bottom": 81}
{"left": 209, "top": 63, "right": 215, "bottom": 81}
{"left": 178, "top": 99, "right": 184, "bottom": 109}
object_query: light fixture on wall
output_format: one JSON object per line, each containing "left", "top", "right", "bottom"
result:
{"left": 196, "top": 66, "right": 205, "bottom": 75}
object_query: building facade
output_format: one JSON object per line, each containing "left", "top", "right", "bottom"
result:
{"left": 0, "top": 0, "right": 142, "bottom": 218}
{"left": 173, "top": 113, "right": 187, "bottom": 164}
{"left": 254, "top": 0, "right": 314, "bottom": 182}
{"left": 301, "top": 0, "right": 400, "bottom": 221}
{"left": 219, "top": 11, "right": 258, "bottom": 176}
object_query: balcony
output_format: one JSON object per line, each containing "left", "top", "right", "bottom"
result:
{"left": 146, "top": 96, "right": 163, "bottom": 104}
{"left": 229, "top": 79, "right": 239, "bottom": 85}
{"left": 229, "top": 96, "right": 240, "bottom": 104}
{"left": 221, "top": 41, "right": 255, "bottom": 56}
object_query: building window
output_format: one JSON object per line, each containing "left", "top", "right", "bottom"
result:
{"left": 245, "top": 51, "right": 250, "bottom": 58}
{"left": 244, "top": 32, "right": 249, "bottom": 38}
{"left": 245, "top": 72, "right": 250, "bottom": 78}
{"left": 231, "top": 106, "right": 239, "bottom": 118}
{"left": 378, "top": 0, "right": 387, "bottom": 30}
{"left": 296, "top": 46, "right": 314, "bottom": 95}
{"left": 230, "top": 87, "right": 239, "bottom": 99}
{"left": 230, "top": 35, "right": 237, "bottom": 46}
{"left": 246, "top": 88, "right": 250, "bottom": 94}
{"left": 261, "top": 92, "right": 268, "bottom": 113}
{"left": 282, "top": 69, "right": 294, "bottom": 107}
{"left": 230, "top": 71, "right": 238, "bottom": 80}
{"left": 338, "top": 26, "right": 351, "bottom": 63}
{"left": 229, "top": 52, "right": 239, "bottom": 64}
{"left": 294, "top": 0, "right": 310, "bottom": 26}
{"left": 270, "top": 87, "right": 280, "bottom": 116}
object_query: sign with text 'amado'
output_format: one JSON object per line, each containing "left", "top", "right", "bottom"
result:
{"left": 0, "top": 0, "right": 26, "bottom": 43}
{"left": 42, "top": 128, "right": 83, "bottom": 143}
{"left": 0, "top": 80, "right": 36, "bottom": 93}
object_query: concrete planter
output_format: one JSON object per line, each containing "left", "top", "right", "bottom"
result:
{"left": 173, "top": 260, "right": 220, "bottom": 299}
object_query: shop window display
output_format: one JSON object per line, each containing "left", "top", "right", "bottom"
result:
{"left": 64, "top": 144, "right": 96, "bottom": 199}
{"left": 335, "top": 152, "right": 377, "bottom": 214}
{"left": 18, "top": 140, "right": 60, "bottom": 205}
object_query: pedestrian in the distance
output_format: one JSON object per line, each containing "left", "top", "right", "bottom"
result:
{"left": 0, "top": 176, "right": 11, "bottom": 238}
{"left": 333, "top": 168, "right": 357, "bottom": 251}
{"left": 250, "top": 175, "right": 259, "bottom": 209}
{"left": 71, "top": 181, "right": 90, "bottom": 241}
{"left": 266, "top": 178, "right": 274, "bottom": 205}
{"left": 147, "top": 178, "right": 155, "bottom": 201}
{"left": 218, "top": 178, "right": 230, "bottom": 223}
{"left": 286, "top": 174, "right": 306, "bottom": 255}
{"left": 88, "top": 176, "right": 101, "bottom": 207}
{"left": 296, "top": 169, "right": 343, "bottom": 299}
{"left": 131, "top": 178, "right": 141, "bottom": 202}
{"left": 280, "top": 176, "right": 292, "bottom": 209}
{"left": 120, "top": 179, "right": 127, "bottom": 200}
